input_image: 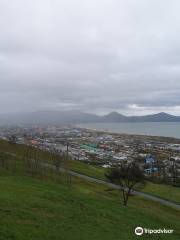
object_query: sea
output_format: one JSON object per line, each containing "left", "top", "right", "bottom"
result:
{"left": 78, "top": 122, "right": 180, "bottom": 139}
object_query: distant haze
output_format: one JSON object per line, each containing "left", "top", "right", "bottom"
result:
{"left": 1, "top": 110, "right": 180, "bottom": 125}
{"left": 1, "top": 1, "right": 180, "bottom": 115}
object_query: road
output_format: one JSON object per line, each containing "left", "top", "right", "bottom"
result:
{"left": 42, "top": 161, "right": 180, "bottom": 209}
{"left": 5, "top": 153, "right": 180, "bottom": 210}
{"left": 68, "top": 169, "right": 180, "bottom": 209}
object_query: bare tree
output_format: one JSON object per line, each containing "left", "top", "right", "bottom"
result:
{"left": 65, "top": 142, "right": 72, "bottom": 185}
{"left": 169, "top": 158, "right": 180, "bottom": 187}
{"left": 0, "top": 152, "right": 6, "bottom": 168}
{"left": 105, "top": 162, "right": 145, "bottom": 206}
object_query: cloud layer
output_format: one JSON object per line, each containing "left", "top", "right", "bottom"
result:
{"left": 1, "top": 0, "right": 180, "bottom": 115}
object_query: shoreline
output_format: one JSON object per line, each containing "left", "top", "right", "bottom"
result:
{"left": 76, "top": 124, "right": 180, "bottom": 143}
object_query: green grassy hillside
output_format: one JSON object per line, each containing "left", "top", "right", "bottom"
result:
{"left": 0, "top": 170, "right": 179, "bottom": 240}
{"left": 0, "top": 139, "right": 105, "bottom": 179}
{"left": 142, "top": 181, "right": 180, "bottom": 204}
{"left": 0, "top": 139, "right": 180, "bottom": 204}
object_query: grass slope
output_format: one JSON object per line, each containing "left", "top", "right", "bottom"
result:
{"left": 0, "top": 170, "right": 179, "bottom": 240}
{"left": 0, "top": 140, "right": 105, "bottom": 179}
{"left": 0, "top": 139, "right": 180, "bottom": 204}
{"left": 142, "top": 181, "right": 180, "bottom": 204}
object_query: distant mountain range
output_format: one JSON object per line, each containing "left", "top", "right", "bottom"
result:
{"left": 102, "top": 111, "right": 180, "bottom": 123}
{"left": 0, "top": 110, "right": 180, "bottom": 125}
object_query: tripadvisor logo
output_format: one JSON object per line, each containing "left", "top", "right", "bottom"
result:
{"left": 135, "top": 227, "right": 174, "bottom": 236}
{"left": 135, "top": 227, "right": 143, "bottom": 236}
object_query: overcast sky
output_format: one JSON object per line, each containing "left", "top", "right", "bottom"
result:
{"left": 1, "top": 0, "right": 180, "bottom": 116}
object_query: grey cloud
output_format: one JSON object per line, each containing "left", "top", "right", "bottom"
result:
{"left": 0, "top": 0, "right": 180, "bottom": 115}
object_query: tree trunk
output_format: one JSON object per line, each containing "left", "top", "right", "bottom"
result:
{"left": 122, "top": 190, "right": 127, "bottom": 206}
{"left": 122, "top": 189, "right": 131, "bottom": 206}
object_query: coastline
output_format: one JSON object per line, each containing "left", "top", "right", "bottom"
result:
{"left": 76, "top": 123, "right": 180, "bottom": 143}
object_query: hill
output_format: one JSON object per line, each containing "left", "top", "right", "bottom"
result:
{"left": 128, "top": 112, "right": 180, "bottom": 122}
{"left": 0, "top": 139, "right": 179, "bottom": 203}
{"left": 0, "top": 170, "right": 179, "bottom": 240}
{"left": 0, "top": 111, "right": 180, "bottom": 125}
{"left": 0, "top": 110, "right": 101, "bottom": 125}
{"left": 102, "top": 111, "right": 128, "bottom": 122}
{"left": 102, "top": 112, "right": 180, "bottom": 122}
{"left": 0, "top": 140, "right": 179, "bottom": 239}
